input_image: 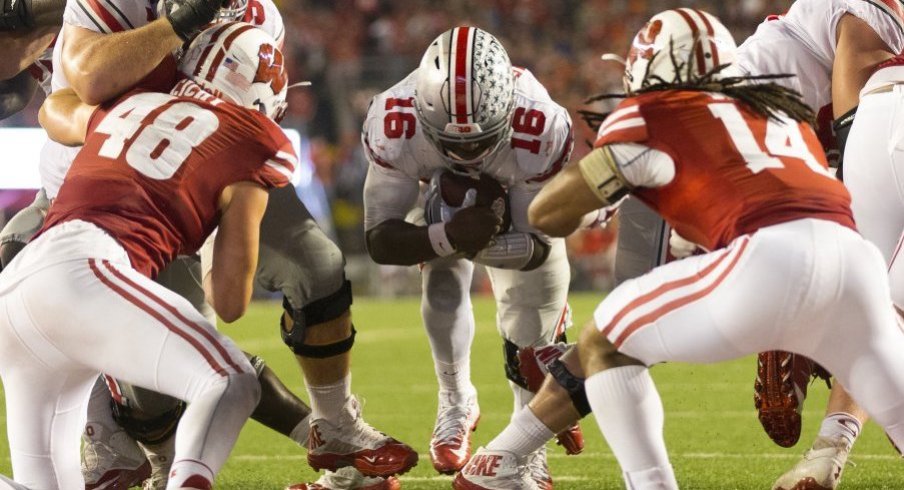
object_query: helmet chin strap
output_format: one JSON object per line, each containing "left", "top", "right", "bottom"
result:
{"left": 601, "top": 53, "right": 627, "bottom": 66}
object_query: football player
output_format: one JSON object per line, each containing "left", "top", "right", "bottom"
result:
{"left": 0, "top": 23, "right": 291, "bottom": 489}
{"left": 361, "top": 26, "right": 578, "bottom": 487}
{"left": 457, "top": 8, "right": 904, "bottom": 489}
{"left": 10, "top": 0, "right": 416, "bottom": 489}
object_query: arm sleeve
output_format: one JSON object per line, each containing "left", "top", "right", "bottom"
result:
{"left": 607, "top": 143, "right": 676, "bottom": 188}
{"left": 363, "top": 162, "right": 421, "bottom": 231}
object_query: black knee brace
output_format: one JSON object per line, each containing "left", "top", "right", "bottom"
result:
{"left": 281, "top": 280, "right": 356, "bottom": 358}
{"left": 111, "top": 399, "right": 185, "bottom": 445}
{"left": 503, "top": 338, "right": 529, "bottom": 390}
{"left": 548, "top": 359, "right": 591, "bottom": 417}
{"left": 246, "top": 353, "right": 267, "bottom": 377}
{"left": 0, "top": 240, "right": 25, "bottom": 269}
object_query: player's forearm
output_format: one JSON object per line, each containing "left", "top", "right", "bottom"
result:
{"left": 39, "top": 87, "right": 96, "bottom": 145}
{"left": 0, "top": 26, "right": 56, "bottom": 79}
{"left": 365, "top": 220, "right": 440, "bottom": 266}
{"left": 62, "top": 20, "right": 182, "bottom": 105}
{"left": 0, "top": 70, "right": 38, "bottom": 120}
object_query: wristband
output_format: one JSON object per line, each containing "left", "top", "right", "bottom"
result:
{"left": 428, "top": 223, "right": 456, "bottom": 257}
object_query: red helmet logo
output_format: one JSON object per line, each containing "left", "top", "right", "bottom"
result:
{"left": 627, "top": 19, "right": 663, "bottom": 66}
{"left": 254, "top": 43, "right": 287, "bottom": 93}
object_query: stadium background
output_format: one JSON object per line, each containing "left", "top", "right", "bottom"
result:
{"left": 0, "top": 0, "right": 789, "bottom": 298}
{"left": 3, "top": 1, "right": 904, "bottom": 488}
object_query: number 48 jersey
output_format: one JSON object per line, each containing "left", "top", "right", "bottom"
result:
{"left": 41, "top": 81, "right": 296, "bottom": 278}
{"left": 595, "top": 90, "right": 854, "bottom": 251}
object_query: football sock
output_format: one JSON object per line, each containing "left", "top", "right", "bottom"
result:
{"left": 435, "top": 359, "right": 474, "bottom": 395}
{"left": 817, "top": 412, "right": 861, "bottom": 450}
{"left": 586, "top": 365, "right": 676, "bottom": 489}
{"left": 289, "top": 415, "right": 312, "bottom": 447}
{"left": 307, "top": 374, "right": 351, "bottom": 421}
{"left": 486, "top": 406, "right": 553, "bottom": 458}
{"left": 166, "top": 459, "right": 213, "bottom": 489}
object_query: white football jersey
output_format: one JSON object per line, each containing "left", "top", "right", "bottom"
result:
{"left": 738, "top": 0, "right": 904, "bottom": 110}
{"left": 37, "top": 0, "right": 285, "bottom": 198}
{"left": 362, "top": 68, "right": 573, "bottom": 234}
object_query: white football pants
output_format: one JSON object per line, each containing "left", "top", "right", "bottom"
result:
{"left": 844, "top": 84, "right": 904, "bottom": 309}
{"left": 594, "top": 218, "right": 904, "bottom": 442}
{"left": 0, "top": 220, "right": 259, "bottom": 489}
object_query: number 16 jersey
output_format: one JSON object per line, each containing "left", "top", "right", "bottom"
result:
{"left": 41, "top": 81, "right": 296, "bottom": 278}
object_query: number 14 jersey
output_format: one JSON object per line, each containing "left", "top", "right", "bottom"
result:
{"left": 595, "top": 90, "right": 854, "bottom": 251}
{"left": 41, "top": 81, "right": 296, "bottom": 278}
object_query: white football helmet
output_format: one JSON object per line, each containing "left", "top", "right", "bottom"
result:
{"left": 414, "top": 26, "right": 516, "bottom": 167}
{"left": 623, "top": 8, "right": 738, "bottom": 94}
{"left": 178, "top": 22, "right": 288, "bottom": 122}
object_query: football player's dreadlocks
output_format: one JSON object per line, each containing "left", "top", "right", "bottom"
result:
{"left": 580, "top": 42, "right": 814, "bottom": 133}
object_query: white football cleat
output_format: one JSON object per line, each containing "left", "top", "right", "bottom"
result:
{"left": 307, "top": 396, "right": 418, "bottom": 478}
{"left": 772, "top": 436, "right": 851, "bottom": 490}
{"left": 430, "top": 391, "right": 481, "bottom": 474}
{"left": 82, "top": 423, "right": 151, "bottom": 490}
{"left": 526, "top": 447, "right": 552, "bottom": 490}
{"left": 285, "top": 467, "right": 400, "bottom": 490}
{"left": 452, "top": 448, "right": 539, "bottom": 490}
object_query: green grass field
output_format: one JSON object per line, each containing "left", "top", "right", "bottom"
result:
{"left": 1, "top": 293, "right": 901, "bottom": 489}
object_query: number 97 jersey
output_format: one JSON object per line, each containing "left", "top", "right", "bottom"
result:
{"left": 41, "top": 83, "right": 296, "bottom": 278}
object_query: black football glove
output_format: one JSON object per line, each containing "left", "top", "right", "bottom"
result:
{"left": 164, "top": 0, "right": 226, "bottom": 41}
{"left": 445, "top": 206, "right": 503, "bottom": 257}
{"left": 0, "top": 0, "right": 32, "bottom": 31}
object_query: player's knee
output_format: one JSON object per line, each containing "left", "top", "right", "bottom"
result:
{"left": 224, "top": 371, "right": 261, "bottom": 415}
{"left": 578, "top": 323, "right": 642, "bottom": 374}
{"left": 280, "top": 280, "right": 356, "bottom": 358}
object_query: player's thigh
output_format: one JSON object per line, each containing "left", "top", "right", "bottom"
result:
{"left": 257, "top": 185, "right": 345, "bottom": 308}
{"left": 595, "top": 234, "right": 796, "bottom": 365}
{"left": 486, "top": 239, "right": 569, "bottom": 345}
{"left": 845, "top": 91, "right": 904, "bottom": 263}
{"left": 24, "top": 259, "right": 251, "bottom": 402}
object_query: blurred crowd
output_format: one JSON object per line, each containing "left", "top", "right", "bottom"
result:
{"left": 1, "top": 0, "right": 792, "bottom": 293}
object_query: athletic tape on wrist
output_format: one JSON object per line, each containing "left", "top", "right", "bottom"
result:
{"left": 428, "top": 222, "right": 456, "bottom": 257}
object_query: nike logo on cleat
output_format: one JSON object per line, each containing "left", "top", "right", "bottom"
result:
{"left": 464, "top": 454, "right": 502, "bottom": 477}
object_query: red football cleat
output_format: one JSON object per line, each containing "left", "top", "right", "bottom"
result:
{"left": 430, "top": 392, "right": 481, "bottom": 474}
{"left": 754, "top": 351, "right": 826, "bottom": 448}
{"left": 307, "top": 396, "right": 418, "bottom": 478}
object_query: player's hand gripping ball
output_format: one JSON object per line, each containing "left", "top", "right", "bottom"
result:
{"left": 425, "top": 170, "right": 512, "bottom": 255}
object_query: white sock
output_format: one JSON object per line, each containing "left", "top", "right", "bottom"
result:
{"left": 586, "top": 366, "right": 676, "bottom": 490}
{"left": 817, "top": 412, "right": 861, "bottom": 449}
{"left": 435, "top": 359, "right": 474, "bottom": 395}
{"left": 486, "top": 407, "right": 554, "bottom": 459}
{"left": 306, "top": 374, "right": 351, "bottom": 422}
{"left": 290, "top": 415, "right": 312, "bottom": 448}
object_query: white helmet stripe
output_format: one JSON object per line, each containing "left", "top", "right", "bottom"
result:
{"left": 450, "top": 26, "right": 475, "bottom": 124}
{"left": 192, "top": 22, "right": 238, "bottom": 79}
{"left": 688, "top": 8, "right": 721, "bottom": 69}
{"left": 204, "top": 23, "right": 256, "bottom": 82}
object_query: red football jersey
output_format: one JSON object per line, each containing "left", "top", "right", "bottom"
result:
{"left": 595, "top": 90, "right": 854, "bottom": 250}
{"left": 42, "top": 81, "right": 296, "bottom": 277}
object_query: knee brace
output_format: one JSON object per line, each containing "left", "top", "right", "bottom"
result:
{"left": 246, "top": 353, "right": 267, "bottom": 377}
{"left": 0, "top": 240, "right": 25, "bottom": 269}
{"left": 111, "top": 399, "right": 186, "bottom": 445}
{"left": 548, "top": 359, "right": 591, "bottom": 417}
{"left": 281, "top": 280, "right": 356, "bottom": 358}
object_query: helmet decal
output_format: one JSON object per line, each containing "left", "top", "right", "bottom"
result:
{"left": 254, "top": 43, "right": 287, "bottom": 93}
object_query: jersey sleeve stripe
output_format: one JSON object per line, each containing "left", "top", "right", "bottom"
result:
{"left": 599, "top": 117, "right": 646, "bottom": 139}
{"left": 74, "top": 0, "right": 111, "bottom": 33}
{"left": 101, "top": 0, "right": 134, "bottom": 29}
{"left": 598, "top": 105, "right": 640, "bottom": 133}
{"left": 864, "top": 0, "right": 904, "bottom": 38}
{"left": 82, "top": 0, "right": 126, "bottom": 32}
{"left": 265, "top": 160, "right": 294, "bottom": 180}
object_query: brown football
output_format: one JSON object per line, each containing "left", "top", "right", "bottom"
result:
{"left": 438, "top": 171, "right": 512, "bottom": 232}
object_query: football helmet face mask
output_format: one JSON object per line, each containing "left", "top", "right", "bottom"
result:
{"left": 178, "top": 22, "right": 289, "bottom": 123}
{"left": 414, "top": 26, "right": 516, "bottom": 168}
{"left": 215, "top": 0, "right": 248, "bottom": 22}
{"left": 623, "top": 8, "right": 738, "bottom": 94}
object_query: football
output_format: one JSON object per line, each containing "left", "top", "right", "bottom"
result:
{"left": 430, "top": 171, "right": 512, "bottom": 232}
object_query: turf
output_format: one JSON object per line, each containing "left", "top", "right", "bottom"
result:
{"left": 1, "top": 293, "right": 901, "bottom": 489}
